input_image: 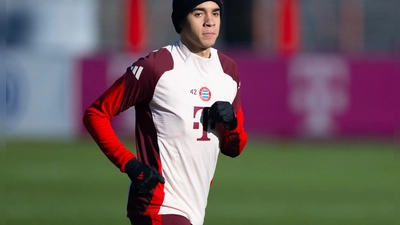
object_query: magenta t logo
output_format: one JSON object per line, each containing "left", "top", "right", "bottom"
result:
{"left": 193, "top": 106, "right": 213, "bottom": 141}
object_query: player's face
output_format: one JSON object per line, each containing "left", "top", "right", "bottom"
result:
{"left": 180, "top": 1, "right": 221, "bottom": 57}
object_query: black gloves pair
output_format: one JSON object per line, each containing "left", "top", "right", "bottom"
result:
{"left": 209, "top": 101, "right": 238, "bottom": 131}
{"left": 125, "top": 158, "right": 165, "bottom": 194}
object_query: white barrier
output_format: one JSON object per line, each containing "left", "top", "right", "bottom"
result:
{"left": 6, "top": 50, "right": 78, "bottom": 139}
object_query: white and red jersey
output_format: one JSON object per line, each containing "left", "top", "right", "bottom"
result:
{"left": 83, "top": 41, "right": 247, "bottom": 225}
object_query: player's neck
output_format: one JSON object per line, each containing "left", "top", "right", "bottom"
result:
{"left": 194, "top": 49, "right": 211, "bottom": 58}
{"left": 180, "top": 39, "right": 211, "bottom": 59}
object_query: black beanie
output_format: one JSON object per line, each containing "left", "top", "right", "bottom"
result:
{"left": 171, "top": 0, "right": 223, "bottom": 34}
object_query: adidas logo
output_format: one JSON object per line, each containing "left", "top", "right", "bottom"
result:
{"left": 130, "top": 65, "right": 144, "bottom": 80}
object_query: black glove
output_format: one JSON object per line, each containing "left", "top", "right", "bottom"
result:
{"left": 208, "top": 101, "right": 238, "bottom": 131}
{"left": 124, "top": 158, "right": 165, "bottom": 194}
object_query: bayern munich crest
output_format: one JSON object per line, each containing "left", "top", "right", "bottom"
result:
{"left": 199, "top": 87, "right": 211, "bottom": 101}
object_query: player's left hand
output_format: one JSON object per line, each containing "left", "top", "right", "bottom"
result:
{"left": 209, "top": 101, "right": 238, "bottom": 131}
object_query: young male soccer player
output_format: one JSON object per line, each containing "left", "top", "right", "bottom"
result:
{"left": 83, "top": 0, "right": 248, "bottom": 224}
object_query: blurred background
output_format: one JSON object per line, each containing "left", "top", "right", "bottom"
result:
{"left": 5, "top": 0, "right": 399, "bottom": 225}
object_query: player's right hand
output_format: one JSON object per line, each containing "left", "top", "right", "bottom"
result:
{"left": 209, "top": 101, "right": 238, "bottom": 131}
{"left": 124, "top": 158, "right": 165, "bottom": 194}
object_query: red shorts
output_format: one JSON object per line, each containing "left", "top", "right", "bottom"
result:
{"left": 129, "top": 214, "right": 191, "bottom": 225}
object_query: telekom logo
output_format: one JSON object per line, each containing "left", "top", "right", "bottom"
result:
{"left": 288, "top": 54, "right": 350, "bottom": 137}
{"left": 193, "top": 106, "right": 214, "bottom": 141}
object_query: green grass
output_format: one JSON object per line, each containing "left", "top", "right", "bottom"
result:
{"left": 5, "top": 138, "right": 399, "bottom": 225}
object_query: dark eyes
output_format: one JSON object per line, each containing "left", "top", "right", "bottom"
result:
{"left": 194, "top": 12, "right": 220, "bottom": 17}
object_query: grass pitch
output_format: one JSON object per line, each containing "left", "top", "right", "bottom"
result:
{"left": 5, "top": 138, "right": 398, "bottom": 225}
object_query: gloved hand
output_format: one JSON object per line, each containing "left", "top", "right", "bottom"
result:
{"left": 208, "top": 101, "right": 238, "bottom": 131}
{"left": 124, "top": 158, "right": 165, "bottom": 194}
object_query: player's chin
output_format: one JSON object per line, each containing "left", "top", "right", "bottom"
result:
{"left": 200, "top": 39, "right": 217, "bottom": 48}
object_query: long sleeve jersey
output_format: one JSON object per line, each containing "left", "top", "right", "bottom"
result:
{"left": 83, "top": 41, "right": 247, "bottom": 225}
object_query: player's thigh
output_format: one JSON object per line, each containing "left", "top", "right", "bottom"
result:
{"left": 129, "top": 214, "right": 191, "bottom": 225}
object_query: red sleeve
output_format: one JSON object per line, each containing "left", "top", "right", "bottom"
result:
{"left": 217, "top": 51, "right": 248, "bottom": 157}
{"left": 83, "top": 74, "right": 135, "bottom": 172}
{"left": 83, "top": 49, "right": 173, "bottom": 172}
